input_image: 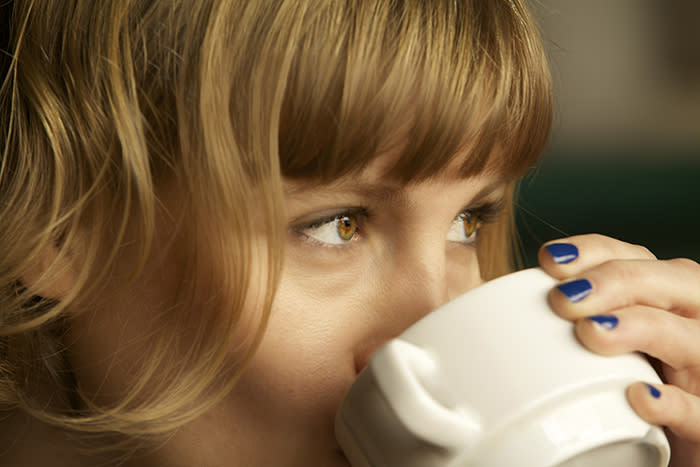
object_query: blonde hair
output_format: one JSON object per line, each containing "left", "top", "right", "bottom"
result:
{"left": 0, "top": 0, "right": 551, "bottom": 454}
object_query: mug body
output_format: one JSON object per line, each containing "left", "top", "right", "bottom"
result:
{"left": 335, "top": 268, "right": 670, "bottom": 467}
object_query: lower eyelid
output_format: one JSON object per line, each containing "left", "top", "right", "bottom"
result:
{"left": 291, "top": 217, "right": 362, "bottom": 248}
{"left": 293, "top": 231, "right": 361, "bottom": 250}
{"left": 457, "top": 232, "right": 479, "bottom": 245}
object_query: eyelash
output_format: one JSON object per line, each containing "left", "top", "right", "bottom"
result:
{"left": 448, "top": 201, "right": 504, "bottom": 245}
{"left": 292, "top": 201, "right": 504, "bottom": 249}
{"left": 470, "top": 201, "right": 505, "bottom": 226}
{"left": 293, "top": 207, "right": 369, "bottom": 248}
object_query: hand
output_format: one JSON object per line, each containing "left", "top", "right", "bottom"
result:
{"left": 538, "top": 234, "right": 700, "bottom": 467}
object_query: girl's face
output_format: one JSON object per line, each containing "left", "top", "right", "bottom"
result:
{"left": 69, "top": 153, "right": 505, "bottom": 466}
{"left": 207, "top": 155, "right": 504, "bottom": 465}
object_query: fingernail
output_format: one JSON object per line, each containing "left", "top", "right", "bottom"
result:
{"left": 588, "top": 315, "right": 618, "bottom": 330}
{"left": 557, "top": 279, "right": 592, "bottom": 303}
{"left": 646, "top": 383, "right": 661, "bottom": 399}
{"left": 545, "top": 243, "right": 579, "bottom": 264}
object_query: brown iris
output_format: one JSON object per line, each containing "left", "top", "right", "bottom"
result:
{"left": 463, "top": 211, "right": 478, "bottom": 237}
{"left": 337, "top": 215, "right": 357, "bottom": 241}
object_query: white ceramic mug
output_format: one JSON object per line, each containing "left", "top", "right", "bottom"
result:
{"left": 335, "top": 268, "right": 670, "bottom": 467}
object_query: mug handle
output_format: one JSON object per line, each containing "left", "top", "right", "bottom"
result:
{"left": 371, "top": 339, "right": 482, "bottom": 450}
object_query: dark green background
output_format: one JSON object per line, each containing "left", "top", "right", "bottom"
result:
{"left": 515, "top": 148, "right": 700, "bottom": 268}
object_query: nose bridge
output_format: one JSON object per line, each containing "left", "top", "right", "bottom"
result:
{"left": 383, "top": 240, "right": 450, "bottom": 332}
{"left": 354, "top": 231, "right": 456, "bottom": 375}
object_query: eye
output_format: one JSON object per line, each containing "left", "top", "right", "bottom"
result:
{"left": 298, "top": 213, "right": 360, "bottom": 246}
{"left": 447, "top": 210, "right": 481, "bottom": 244}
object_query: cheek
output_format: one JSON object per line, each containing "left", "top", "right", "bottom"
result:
{"left": 446, "top": 246, "right": 483, "bottom": 299}
{"left": 265, "top": 263, "right": 369, "bottom": 369}
{"left": 232, "top": 268, "right": 368, "bottom": 423}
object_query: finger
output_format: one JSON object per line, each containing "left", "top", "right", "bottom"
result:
{"left": 539, "top": 234, "right": 656, "bottom": 279}
{"left": 548, "top": 258, "right": 700, "bottom": 320}
{"left": 627, "top": 382, "right": 700, "bottom": 444}
{"left": 574, "top": 305, "right": 700, "bottom": 371}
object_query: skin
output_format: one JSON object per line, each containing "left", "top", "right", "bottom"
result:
{"left": 65, "top": 153, "right": 505, "bottom": 466}
{"left": 4, "top": 157, "right": 700, "bottom": 466}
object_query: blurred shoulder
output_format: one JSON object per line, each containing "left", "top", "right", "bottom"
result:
{"left": 0, "top": 408, "right": 93, "bottom": 467}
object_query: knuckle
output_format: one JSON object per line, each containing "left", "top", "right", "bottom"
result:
{"left": 586, "top": 233, "right": 608, "bottom": 245}
{"left": 668, "top": 257, "right": 700, "bottom": 275}
{"left": 631, "top": 243, "right": 657, "bottom": 260}
{"left": 598, "top": 261, "right": 644, "bottom": 308}
{"left": 636, "top": 317, "right": 657, "bottom": 350}
{"left": 601, "top": 259, "right": 637, "bottom": 283}
{"left": 588, "top": 233, "right": 606, "bottom": 241}
{"left": 672, "top": 387, "right": 693, "bottom": 423}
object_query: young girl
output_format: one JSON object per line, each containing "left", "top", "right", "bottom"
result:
{"left": 1, "top": 1, "right": 699, "bottom": 465}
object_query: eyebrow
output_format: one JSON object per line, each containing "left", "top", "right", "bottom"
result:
{"left": 338, "top": 182, "right": 411, "bottom": 206}
{"left": 284, "top": 178, "right": 507, "bottom": 209}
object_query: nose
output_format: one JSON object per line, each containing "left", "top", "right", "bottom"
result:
{"left": 353, "top": 241, "right": 458, "bottom": 374}
{"left": 388, "top": 249, "right": 451, "bottom": 327}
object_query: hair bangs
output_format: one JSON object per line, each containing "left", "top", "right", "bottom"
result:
{"left": 279, "top": 0, "right": 552, "bottom": 184}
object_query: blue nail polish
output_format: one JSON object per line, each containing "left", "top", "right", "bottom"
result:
{"left": 588, "top": 315, "right": 618, "bottom": 330}
{"left": 557, "top": 279, "right": 592, "bottom": 303}
{"left": 545, "top": 243, "right": 579, "bottom": 264}
{"left": 646, "top": 383, "right": 661, "bottom": 399}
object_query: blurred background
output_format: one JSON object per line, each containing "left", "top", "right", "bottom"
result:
{"left": 517, "top": 0, "right": 700, "bottom": 267}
